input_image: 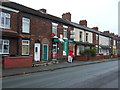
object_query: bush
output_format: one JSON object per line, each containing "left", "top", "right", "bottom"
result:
{"left": 90, "top": 48, "right": 96, "bottom": 57}
{"left": 80, "top": 48, "right": 96, "bottom": 57}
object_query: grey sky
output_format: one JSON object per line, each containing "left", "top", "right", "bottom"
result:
{"left": 9, "top": 0, "right": 119, "bottom": 35}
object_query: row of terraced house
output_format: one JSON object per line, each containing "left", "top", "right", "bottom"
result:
{"left": 1, "top": 1, "right": 120, "bottom": 69}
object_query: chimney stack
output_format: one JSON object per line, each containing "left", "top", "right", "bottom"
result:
{"left": 92, "top": 27, "right": 99, "bottom": 31}
{"left": 110, "top": 33, "right": 115, "bottom": 36}
{"left": 79, "top": 20, "right": 87, "bottom": 27}
{"left": 114, "top": 35, "right": 118, "bottom": 37}
{"left": 103, "top": 31, "right": 110, "bottom": 34}
{"left": 39, "top": 8, "right": 47, "bottom": 13}
{"left": 62, "top": 12, "right": 71, "bottom": 21}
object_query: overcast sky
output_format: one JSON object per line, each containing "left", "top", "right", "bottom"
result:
{"left": 9, "top": 0, "right": 119, "bottom": 35}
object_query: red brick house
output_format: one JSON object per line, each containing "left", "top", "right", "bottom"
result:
{"left": 1, "top": 1, "right": 75, "bottom": 68}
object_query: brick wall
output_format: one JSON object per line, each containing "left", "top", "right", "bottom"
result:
{"left": 3, "top": 56, "right": 32, "bottom": 69}
{"left": 18, "top": 12, "right": 52, "bottom": 60}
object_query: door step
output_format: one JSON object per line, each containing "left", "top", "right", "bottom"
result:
{"left": 32, "top": 60, "right": 59, "bottom": 67}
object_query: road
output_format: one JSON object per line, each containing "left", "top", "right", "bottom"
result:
{"left": 2, "top": 60, "right": 119, "bottom": 88}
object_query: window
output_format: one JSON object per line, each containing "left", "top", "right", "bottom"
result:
{"left": 79, "top": 45, "right": 84, "bottom": 54}
{"left": 0, "top": 39, "right": 9, "bottom": 54}
{"left": 113, "top": 40, "right": 116, "bottom": 46}
{"left": 63, "top": 28, "right": 67, "bottom": 39}
{"left": 96, "top": 34, "right": 98, "bottom": 40}
{"left": 86, "top": 33, "right": 88, "bottom": 42}
{"left": 79, "top": 31, "right": 82, "bottom": 41}
{"left": 22, "top": 40, "right": 29, "bottom": 55}
{"left": 52, "top": 24, "right": 57, "bottom": 36}
{"left": 0, "top": 12, "right": 10, "bottom": 28}
{"left": 22, "top": 17, "right": 30, "bottom": 33}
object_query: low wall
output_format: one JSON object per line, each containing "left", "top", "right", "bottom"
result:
{"left": 104, "top": 55, "right": 110, "bottom": 59}
{"left": 76, "top": 54, "right": 104, "bottom": 61}
{"left": 76, "top": 56, "right": 88, "bottom": 61}
{"left": 3, "top": 56, "right": 33, "bottom": 69}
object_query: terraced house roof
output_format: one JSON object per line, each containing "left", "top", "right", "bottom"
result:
{"left": 1, "top": 1, "right": 119, "bottom": 40}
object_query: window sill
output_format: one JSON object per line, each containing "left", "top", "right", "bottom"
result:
{"left": 21, "top": 55, "right": 30, "bottom": 56}
{"left": 0, "top": 27, "right": 10, "bottom": 29}
{"left": 22, "top": 53, "right": 30, "bottom": 56}
{"left": 0, "top": 53, "right": 9, "bottom": 55}
{"left": 22, "top": 32, "right": 31, "bottom": 35}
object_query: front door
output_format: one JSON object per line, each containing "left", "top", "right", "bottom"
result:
{"left": 43, "top": 44, "right": 48, "bottom": 60}
{"left": 34, "top": 43, "right": 40, "bottom": 61}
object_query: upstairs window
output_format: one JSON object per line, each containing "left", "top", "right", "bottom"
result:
{"left": 96, "top": 34, "right": 99, "bottom": 40}
{"left": 22, "top": 17, "right": 30, "bottom": 33}
{"left": 52, "top": 23, "right": 57, "bottom": 36}
{"left": 0, "top": 39, "right": 9, "bottom": 54}
{"left": 63, "top": 28, "right": 67, "bottom": 39}
{"left": 0, "top": 12, "right": 10, "bottom": 29}
{"left": 86, "top": 33, "right": 88, "bottom": 42}
{"left": 79, "top": 31, "right": 82, "bottom": 41}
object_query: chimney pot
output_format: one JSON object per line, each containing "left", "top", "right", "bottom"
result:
{"left": 39, "top": 8, "right": 47, "bottom": 13}
{"left": 79, "top": 20, "right": 87, "bottom": 27}
{"left": 92, "top": 27, "right": 99, "bottom": 31}
{"left": 103, "top": 31, "right": 110, "bottom": 34}
{"left": 62, "top": 12, "right": 71, "bottom": 21}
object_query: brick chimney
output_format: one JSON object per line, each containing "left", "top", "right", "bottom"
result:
{"left": 92, "top": 27, "right": 99, "bottom": 31}
{"left": 114, "top": 35, "right": 118, "bottom": 37}
{"left": 79, "top": 20, "right": 87, "bottom": 27}
{"left": 39, "top": 8, "right": 47, "bottom": 13}
{"left": 110, "top": 33, "right": 115, "bottom": 36}
{"left": 62, "top": 12, "right": 71, "bottom": 21}
{"left": 103, "top": 31, "right": 110, "bottom": 34}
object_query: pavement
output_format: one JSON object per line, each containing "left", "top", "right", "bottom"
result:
{"left": 2, "top": 58, "right": 119, "bottom": 77}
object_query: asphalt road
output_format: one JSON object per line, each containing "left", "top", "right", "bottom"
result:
{"left": 2, "top": 60, "right": 119, "bottom": 88}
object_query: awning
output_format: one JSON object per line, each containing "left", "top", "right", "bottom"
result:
{"left": 59, "top": 38, "right": 64, "bottom": 42}
{"left": 68, "top": 40, "right": 75, "bottom": 43}
{"left": 53, "top": 39, "right": 60, "bottom": 42}
{"left": 63, "top": 39, "right": 75, "bottom": 43}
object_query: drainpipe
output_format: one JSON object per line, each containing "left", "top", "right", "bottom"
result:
{"left": 98, "top": 34, "right": 100, "bottom": 54}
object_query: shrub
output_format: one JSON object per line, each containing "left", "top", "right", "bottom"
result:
{"left": 90, "top": 48, "right": 96, "bottom": 57}
{"left": 80, "top": 48, "right": 96, "bottom": 57}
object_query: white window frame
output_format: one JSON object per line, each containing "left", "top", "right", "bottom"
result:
{"left": 63, "top": 28, "right": 67, "bottom": 39}
{"left": 52, "top": 23, "right": 58, "bottom": 36}
{"left": 63, "top": 25, "right": 68, "bottom": 39}
{"left": 86, "top": 33, "right": 88, "bottom": 42}
{"left": 0, "top": 12, "right": 10, "bottom": 29}
{"left": 22, "top": 40, "right": 30, "bottom": 55}
{"left": 96, "top": 34, "right": 98, "bottom": 40}
{"left": 22, "top": 17, "right": 30, "bottom": 33}
{"left": 0, "top": 39, "right": 9, "bottom": 54}
{"left": 79, "top": 31, "right": 82, "bottom": 41}
{"left": 113, "top": 40, "right": 116, "bottom": 46}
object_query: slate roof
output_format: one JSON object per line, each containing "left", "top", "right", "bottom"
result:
{"left": 1, "top": 1, "right": 118, "bottom": 40}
